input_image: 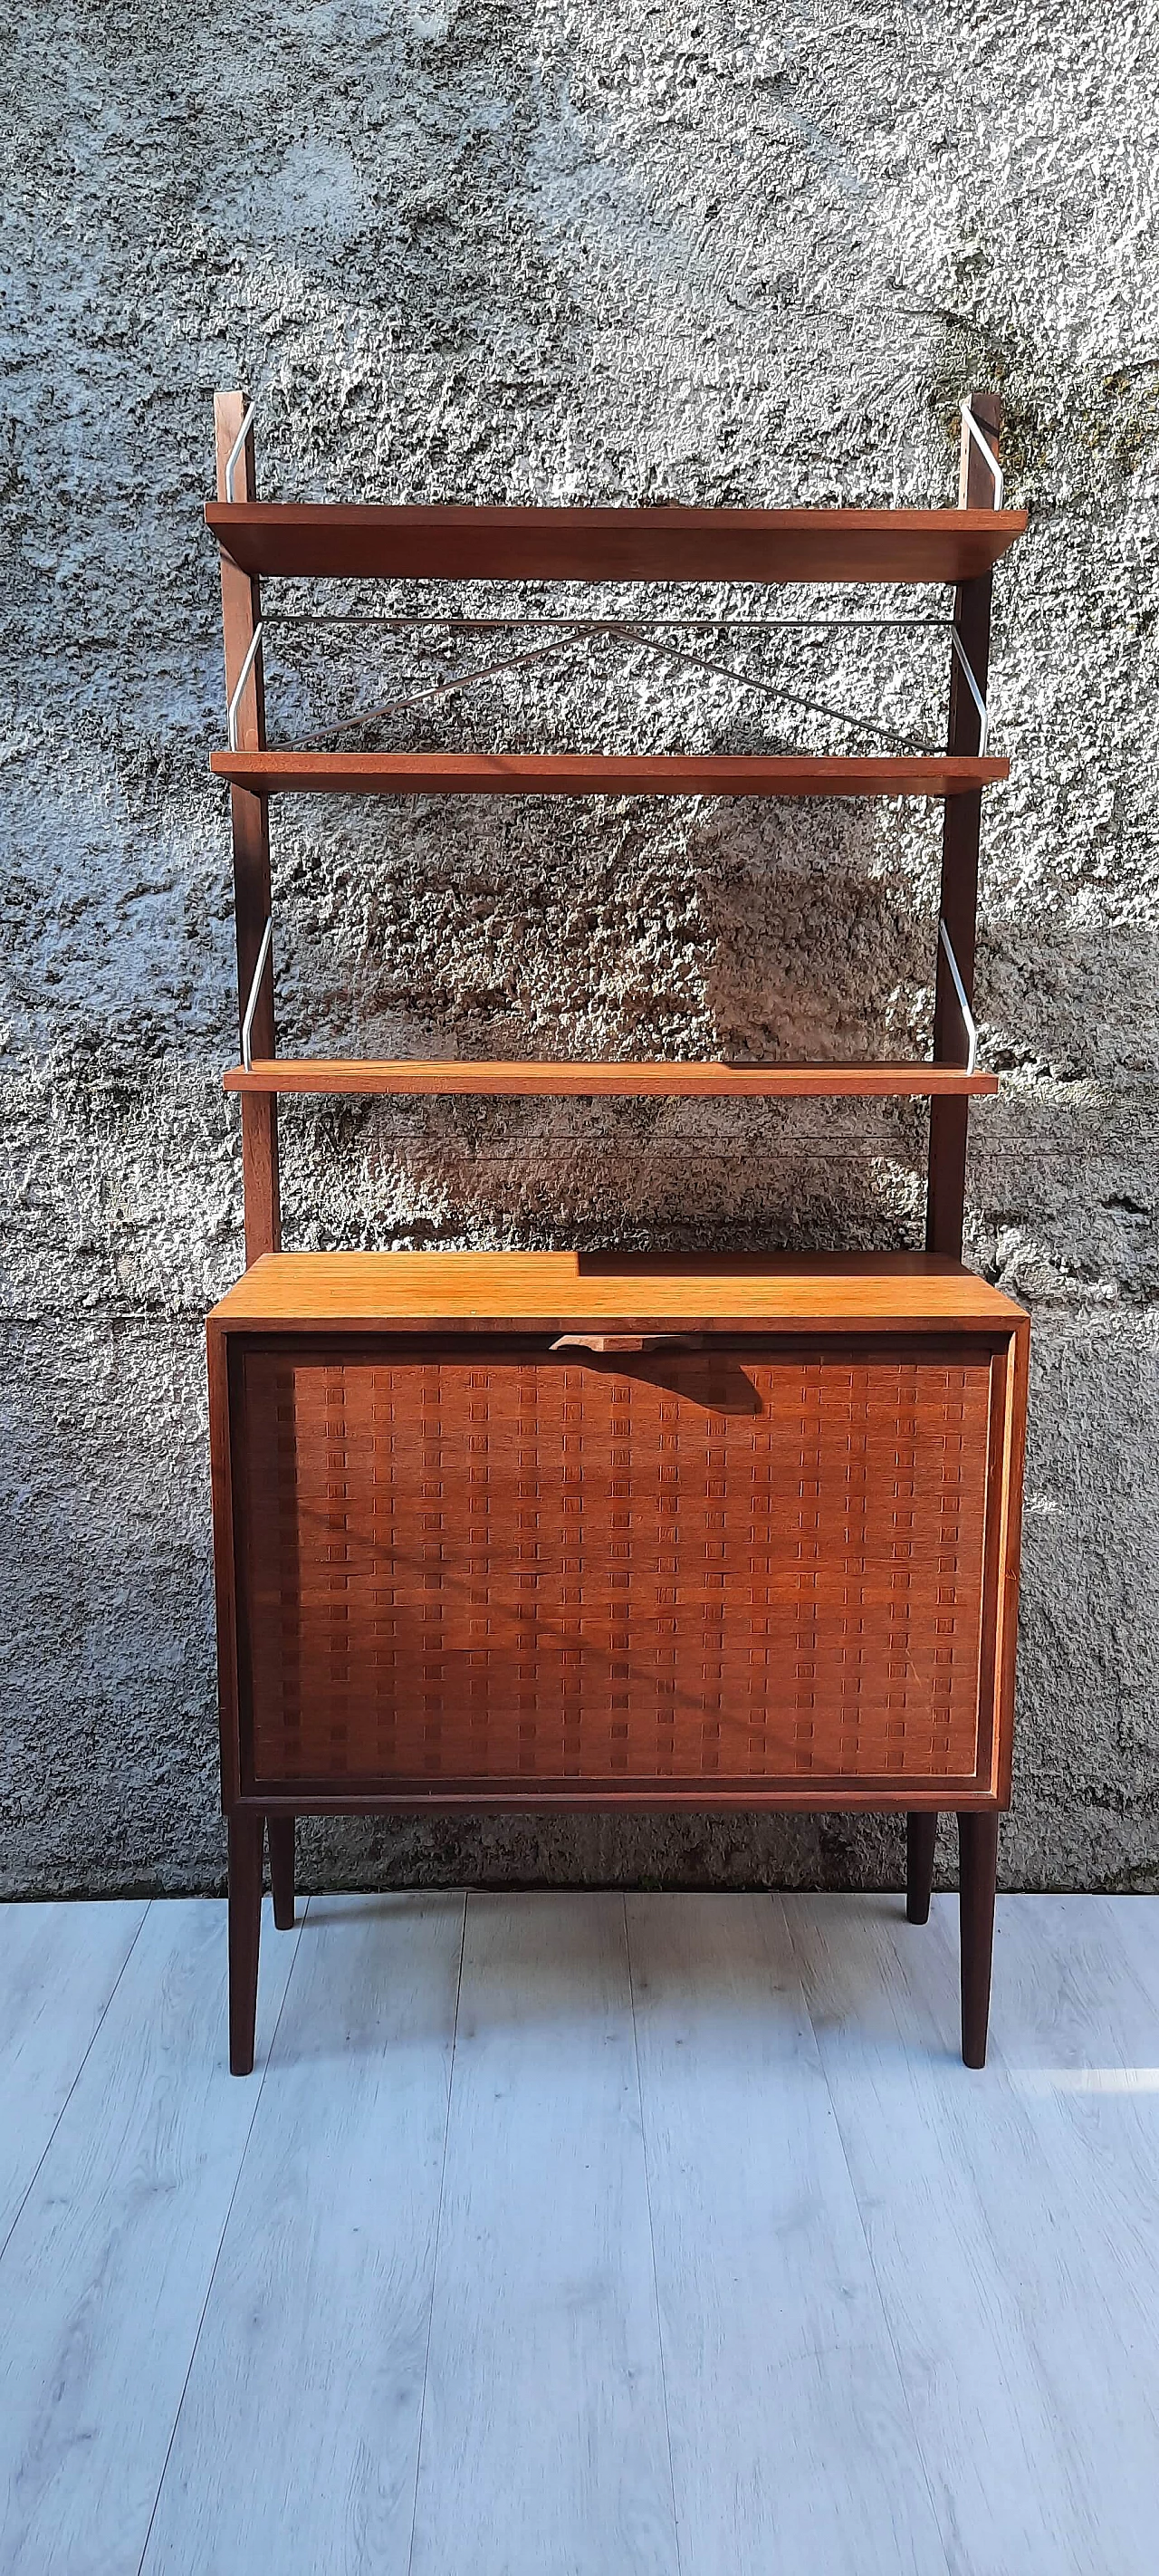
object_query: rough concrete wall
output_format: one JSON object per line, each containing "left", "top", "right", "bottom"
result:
{"left": 2, "top": 0, "right": 1156, "bottom": 1896}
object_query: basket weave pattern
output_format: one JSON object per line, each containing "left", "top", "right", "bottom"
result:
{"left": 238, "top": 1340, "right": 991, "bottom": 1788}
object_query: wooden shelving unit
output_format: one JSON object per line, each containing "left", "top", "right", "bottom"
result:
{"left": 205, "top": 390, "right": 1028, "bottom": 2078}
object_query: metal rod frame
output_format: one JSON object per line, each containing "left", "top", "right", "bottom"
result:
{"left": 279, "top": 633, "right": 582, "bottom": 753}
{"left": 927, "top": 388, "right": 1001, "bottom": 1257}
{"left": 961, "top": 399, "right": 1005, "bottom": 511}
{"left": 938, "top": 918, "right": 979, "bottom": 1074}
{"left": 262, "top": 616, "right": 942, "bottom": 757}
{"left": 227, "top": 620, "right": 264, "bottom": 750}
{"left": 216, "top": 388, "right": 280, "bottom": 1265}
{"left": 241, "top": 916, "right": 273, "bottom": 1072}
{"left": 216, "top": 391, "right": 1004, "bottom": 1245}
{"left": 224, "top": 403, "right": 256, "bottom": 505}
{"left": 950, "top": 628, "right": 990, "bottom": 757}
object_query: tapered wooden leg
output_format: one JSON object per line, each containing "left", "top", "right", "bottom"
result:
{"left": 228, "top": 1811, "right": 263, "bottom": 2076}
{"left": 958, "top": 1810, "right": 1001, "bottom": 2069}
{"left": 905, "top": 1812, "right": 937, "bottom": 1924}
{"left": 267, "top": 1813, "right": 296, "bottom": 1930}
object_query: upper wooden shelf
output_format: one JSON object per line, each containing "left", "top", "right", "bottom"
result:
{"left": 225, "top": 1058, "right": 998, "bottom": 1100}
{"left": 212, "top": 751, "right": 1008, "bottom": 799}
{"left": 206, "top": 502, "right": 1026, "bottom": 587}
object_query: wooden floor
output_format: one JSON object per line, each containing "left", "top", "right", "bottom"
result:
{"left": 3, "top": 1894, "right": 1159, "bottom": 2574}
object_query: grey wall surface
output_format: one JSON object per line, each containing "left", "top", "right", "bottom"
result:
{"left": 2, "top": 0, "right": 1156, "bottom": 1897}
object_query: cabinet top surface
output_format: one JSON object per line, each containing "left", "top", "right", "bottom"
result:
{"left": 208, "top": 1251, "right": 1026, "bottom": 1336}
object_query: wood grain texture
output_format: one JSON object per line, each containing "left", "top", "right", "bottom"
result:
{"left": 214, "top": 395, "right": 280, "bottom": 1264}
{"left": 0, "top": 1900, "right": 147, "bottom": 2251}
{"left": 786, "top": 1893, "right": 1104, "bottom": 2575}
{"left": 224, "top": 1055, "right": 999, "bottom": 1097}
{"left": 408, "top": 1893, "right": 678, "bottom": 2576}
{"left": 266, "top": 1812, "right": 295, "bottom": 1928}
{"left": 959, "top": 1807, "right": 1001, "bottom": 2064}
{"left": 926, "top": 390, "right": 1001, "bottom": 1259}
{"left": 207, "top": 1248, "right": 1027, "bottom": 1336}
{"left": 239, "top": 1085, "right": 281, "bottom": 1264}
{"left": 208, "top": 1324, "right": 243, "bottom": 1806}
{"left": 627, "top": 1893, "right": 951, "bottom": 2575}
{"left": 234, "top": 1335, "right": 998, "bottom": 1797}
{"left": 213, "top": 397, "right": 265, "bottom": 760}
{"left": 0, "top": 1899, "right": 298, "bottom": 2576}
{"left": 227, "top": 1809, "right": 263, "bottom": 2074}
{"left": 210, "top": 748, "right": 1010, "bottom": 797}
{"left": 139, "top": 1893, "right": 465, "bottom": 2576}
{"left": 205, "top": 500, "right": 1026, "bottom": 583}
{"left": 905, "top": 1811, "right": 937, "bottom": 1922}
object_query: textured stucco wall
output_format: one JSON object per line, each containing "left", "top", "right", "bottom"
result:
{"left": 2, "top": 0, "right": 1156, "bottom": 1896}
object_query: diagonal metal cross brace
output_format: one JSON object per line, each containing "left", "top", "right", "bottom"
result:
{"left": 263, "top": 614, "right": 947, "bottom": 758}
{"left": 606, "top": 622, "right": 936, "bottom": 755}
{"left": 270, "top": 630, "right": 590, "bottom": 751}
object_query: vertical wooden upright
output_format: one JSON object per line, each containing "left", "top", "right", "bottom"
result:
{"left": 214, "top": 393, "right": 281, "bottom": 1264}
{"left": 909, "top": 389, "right": 1003, "bottom": 1979}
{"left": 926, "top": 389, "right": 1001, "bottom": 1258}
{"left": 216, "top": 396, "right": 288, "bottom": 2061}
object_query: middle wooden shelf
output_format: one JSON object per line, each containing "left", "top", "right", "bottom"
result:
{"left": 224, "top": 1058, "right": 998, "bottom": 1098}
{"left": 211, "top": 750, "right": 1008, "bottom": 798}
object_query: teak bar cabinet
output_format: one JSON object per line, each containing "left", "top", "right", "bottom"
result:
{"left": 206, "top": 389, "right": 1029, "bottom": 2075}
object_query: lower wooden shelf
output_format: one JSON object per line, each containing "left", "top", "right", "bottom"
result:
{"left": 211, "top": 749, "right": 1010, "bottom": 796}
{"left": 225, "top": 1057, "right": 998, "bottom": 1098}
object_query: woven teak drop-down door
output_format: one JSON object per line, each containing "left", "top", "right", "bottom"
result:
{"left": 237, "top": 1336, "right": 994, "bottom": 1795}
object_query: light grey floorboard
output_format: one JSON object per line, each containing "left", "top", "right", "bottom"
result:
{"left": 0, "top": 1898, "right": 297, "bottom": 2576}
{"left": 139, "top": 1892, "right": 465, "bottom": 2576}
{"left": 1088, "top": 1891, "right": 1159, "bottom": 2029}
{"left": 626, "top": 1892, "right": 951, "bottom": 2576}
{"left": 794, "top": 1890, "right": 1159, "bottom": 2576}
{"left": 787, "top": 1892, "right": 1097, "bottom": 2576}
{"left": 0, "top": 1900, "right": 147, "bottom": 2249}
{"left": 408, "top": 1892, "right": 678, "bottom": 2576}
{"left": 982, "top": 1892, "right": 1159, "bottom": 2552}
{"left": 6, "top": 1890, "right": 1159, "bottom": 2576}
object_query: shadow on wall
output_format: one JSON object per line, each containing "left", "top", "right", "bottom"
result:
{"left": 268, "top": 789, "right": 939, "bottom": 1255}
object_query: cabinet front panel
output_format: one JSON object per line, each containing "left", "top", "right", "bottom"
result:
{"left": 233, "top": 1336, "right": 996, "bottom": 1793}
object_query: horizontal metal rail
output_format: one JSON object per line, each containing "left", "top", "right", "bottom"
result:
{"left": 262, "top": 610, "right": 953, "bottom": 633}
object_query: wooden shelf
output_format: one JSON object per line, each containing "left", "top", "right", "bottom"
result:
{"left": 212, "top": 750, "right": 1009, "bottom": 799}
{"left": 209, "top": 1248, "right": 1023, "bottom": 1335}
{"left": 225, "top": 1058, "right": 999, "bottom": 1099}
{"left": 206, "top": 502, "right": 1026, "bottom": 586}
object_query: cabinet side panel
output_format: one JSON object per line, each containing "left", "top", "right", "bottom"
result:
{"left": 206, "top": 1325, "right": 242, "bottom": 1808}
{"left": 994, "top": 1322, "right": 1030, "bottom": 1806}
{"left": 233, "top": 1335, "right": 995, "bottom": 1795}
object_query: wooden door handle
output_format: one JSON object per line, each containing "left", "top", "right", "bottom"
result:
{"left": 549, "top": 1332, "right": 704, "bottom": 1354}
